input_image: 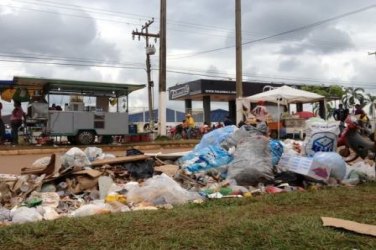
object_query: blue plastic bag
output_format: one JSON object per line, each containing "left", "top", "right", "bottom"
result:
{"left": 194, "top": 125, "right": 237, "bottom": 151}
{"left": 184, "top": 145, "right": 233, "bottom": 173}
{"left": 269, "top": 139, "right": 284, "bottom": 166}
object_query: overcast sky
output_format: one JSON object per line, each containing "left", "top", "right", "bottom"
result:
{"left": 0, "top": 0, "right": 375, "bottom": 114}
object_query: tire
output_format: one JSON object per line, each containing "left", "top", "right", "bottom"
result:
{"left": 76, "top": 130, "right": 95, "bottom": 145}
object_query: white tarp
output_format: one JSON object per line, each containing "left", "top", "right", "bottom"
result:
{"left": 243, "top": 85, "right": 324, "bottom": 105}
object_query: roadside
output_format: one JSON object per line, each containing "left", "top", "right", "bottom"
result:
{"left": 0, "top": 141, "right": 196, "bottom": 174}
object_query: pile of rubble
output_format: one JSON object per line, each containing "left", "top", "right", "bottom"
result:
{"left": 0, "top": 119, "right": 375, "bottom": 225}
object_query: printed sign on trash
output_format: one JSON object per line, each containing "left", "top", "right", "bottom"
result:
{"left": 279, "top": 154, "right": 330, "bottom": 181}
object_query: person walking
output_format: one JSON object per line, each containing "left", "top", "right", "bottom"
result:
{"left": 333, "top": 104, "right": 349, "bottom": 133}
{"left": 10, "top": 101, "right": 26, "bottom": 145}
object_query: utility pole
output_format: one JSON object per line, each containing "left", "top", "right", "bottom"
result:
{"left": 235, "top": 0, "right": 243, "bottom": 125}
{"left": 158, "top": 0, "right": 167, "bottom": 136}
{"left": 132, "top": 19, "right": 159, "bottom": 129}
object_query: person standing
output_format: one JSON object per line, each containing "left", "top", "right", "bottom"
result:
{"left": 10, "top": 101, "right": 26, "bottom": 145}
{"left": 333, "top": 104, "right": 349, "bottom": 133}
{"left": 0, "top": 102, "right": 5, "bottom": 144}
{"left": 185, "top": 113, "right": 195, "bottom": 139}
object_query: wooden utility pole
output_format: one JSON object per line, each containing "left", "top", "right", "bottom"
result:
{"left": 235, "top": 0, "right": 243, "bottom": 125}
{"left": 132, "top": 19, "right": 159, "bottom": 129}
{"left": 158, "top": 0, "right": 167, "bottom": 135}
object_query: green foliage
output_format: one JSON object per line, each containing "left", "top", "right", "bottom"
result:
{"left": 342, "top": 87, "right": 365, "bottom": 108}
{"left": 0, "top": 183, "right": 375, "bottom": 249}
{"left": 366, "top": 93, "right": 376, "bottom": 117}
{"left": 301, "top": 85, "right": 344, "bottom": 99}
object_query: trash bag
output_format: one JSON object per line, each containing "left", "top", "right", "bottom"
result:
{"left": 312, "top": 152, "right": 346, "bottom": 180}
{"left": 194, "top": 125, "right": 237, "bottom": 151}
{"left": 126, "top": 173, "right": 202, "bottom": 205}
{"left": 61, "top": 147, "right": 91, "bottom": 168}
{"left": 343, "top": 161, "right": 376, "bottom": 185}
{"left": 84, "top": 147, "right": 104, "bottom": 161}
{"left": 126, "top": 148, "right": 144, "bottom": 156}
{"left": 123, "top": 159, "right": 154, "bottom": 179}
{"left": 303, "top": 121, "right": 339, "bottom": 157}
{"left": 226, "top": 134, "right": 273, "bottom": 186}
{"left": 221, "top": 125, "right": 262, "bottom": 149}
{"left": 70, "top": 203, "right": 110, "bottom": 217}
{"left": 179, "top": 145, "right": 233, "bottom": 173}
{"left": 269, "top": 139, "right": 284, "bottom": 166}
{"left": 11, "top": 207, "right": 43, "bottom": 224}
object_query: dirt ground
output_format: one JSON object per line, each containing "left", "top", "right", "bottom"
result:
{"left": 0, "top": 147, "right": 192, "bottom": 175}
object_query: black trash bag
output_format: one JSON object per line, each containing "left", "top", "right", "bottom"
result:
{"left": 124, "top": 159, "right": 154, "bottom": 179}
{"left": 126, "top": 148, "right": 145, "bottom": 156}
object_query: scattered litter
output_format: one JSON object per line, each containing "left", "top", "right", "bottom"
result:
{"left": 0, "top": 120, "right": 374, "bottom": 226}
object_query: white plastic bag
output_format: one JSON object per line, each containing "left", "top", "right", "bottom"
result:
{"left": 312, "top": 152, "right": 346, "bottom": 180}
{"left": 70, "top": 203, "right": 110, "bottom": 217}
{"left": 84, "top": 147, "right": 104, "bottom": 161}
{"left": 61, "top": 147, "right": 91, "bottom": 168}
{"left": 127, "top": 174, "right": 201, "bottom": 205}
{"left": 11, "top": 207, "right": 43, "bottom": 224}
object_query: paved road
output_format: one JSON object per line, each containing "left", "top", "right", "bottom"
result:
{"left": 0, "top": 147, "right": 192, "bottom": 175}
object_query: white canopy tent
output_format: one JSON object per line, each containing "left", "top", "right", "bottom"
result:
{"left": 242, "top": 85, "right": 325, "bottom": 138}
{"left": 243, "top": 85, "right": 324, "bottom": 105}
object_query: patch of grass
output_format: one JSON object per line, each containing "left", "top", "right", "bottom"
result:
{"left": 154, "top": 135, "right": 171, "bottom": 141}
{"left": 0, "top": 183, "right": 375, "bottom": 249}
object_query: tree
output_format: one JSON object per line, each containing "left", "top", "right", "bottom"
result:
{"left": 365, "top": 93, "right": 376, "bottom": 118}
{"left": 341, "top": 87, "right": 365, "bottom": 108}
{"left": 301, "top": 85, "right": 344, "bottom": 100}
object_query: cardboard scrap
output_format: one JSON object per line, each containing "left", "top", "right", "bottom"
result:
{"left": 321, "top": 217, "right": 376, "bottom": 237}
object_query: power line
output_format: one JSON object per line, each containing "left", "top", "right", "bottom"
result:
{"left": 0, "top": 3, "right": 143, "bottom": 26}
{"left": 0, "top": 52, "right": 145, "bottom": 67}
{"left": 168, "top": 4, "right": 376, "bottom": 59}
{"left": 0, "top": 57, "right": 146, "bottom": 70}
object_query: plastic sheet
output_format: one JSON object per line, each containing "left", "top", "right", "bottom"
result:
{"left": 84, "top": 147, "right": 104, "bottom": 161}
{"left": 126, "top": 173, "right": 201, "bottom": 205}
{"left": 70, "top": 203, "right": 110, "bottom": 217}
{"left": 11, "top": 207, "right": 43, "bottom": 224}
{"left": 221, "top": 125, "right": 263, "bottom": 149}
{"left": 61, "top": 147, "right": 91, "bottom": 168}
{"left": 226, "top": 134, "right": 274, "bottom": 186}
{"left": 269, "top": 139, "right": 284, "bottom": 166}
{"left": 124, "top": 159, "right": 154, "bottom": 179}
{"left": 179, "top": 145, "right": 233, "bottom": 173}
{"left": 312, "top": 152, "right": 346, "bottom": 180}
{"left": 194, "top": 125, "right": 237, "bottom": 151}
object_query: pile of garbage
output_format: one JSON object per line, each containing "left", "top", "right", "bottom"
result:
{"left": 0, "top": 118, "right": 375, "bottom": 225}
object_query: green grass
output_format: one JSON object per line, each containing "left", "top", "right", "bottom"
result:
{"left": 1, "top": 183, "right": 376, "bottom": 249}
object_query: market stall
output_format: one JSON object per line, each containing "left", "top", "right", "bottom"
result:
{"left": 242, "top": 85, "right": 325, "bottom": 139}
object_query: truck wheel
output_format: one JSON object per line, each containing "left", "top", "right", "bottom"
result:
{"left": 77, "top": 131, "right": 95, "bottom": 145}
